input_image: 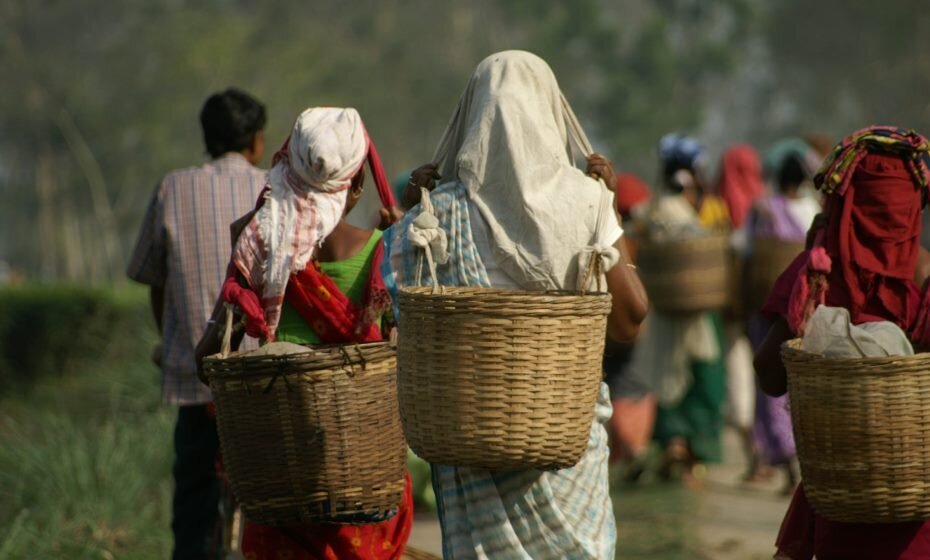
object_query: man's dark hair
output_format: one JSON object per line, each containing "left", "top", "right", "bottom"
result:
{"left": 200, "top": 88, "right": 266, "bottom": 158}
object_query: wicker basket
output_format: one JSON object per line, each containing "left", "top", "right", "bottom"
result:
{"left": 782, "top": 338, "right": 930, "bottom": 522}
{"left": 397, "top": 288, "right": 612, "bottom": 470}
{"left": 636, "top": 233, "right": 730, "bottom": 314}
{"left": 746, "top": 238, "right": 803, "bottom": 312}
{"left": 203, "top": 313, "right": 407, "bottom": 526}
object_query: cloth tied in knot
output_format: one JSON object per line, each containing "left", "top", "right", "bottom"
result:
{"left": 574, "top": 243, "right": 620, "bottom": 292}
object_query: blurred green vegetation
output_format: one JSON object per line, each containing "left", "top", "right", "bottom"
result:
{"left": 0, "top": 286, "right": 172, "bottom": 559}
{"left": 0, "top": 284, "right": 148, "bottom": 392}
{"left": 10, "top": 0, "right": 930, "bottom": 284}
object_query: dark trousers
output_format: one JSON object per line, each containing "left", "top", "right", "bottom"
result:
{"left": 172, "top": 404, "right": 221, "bottom": 560}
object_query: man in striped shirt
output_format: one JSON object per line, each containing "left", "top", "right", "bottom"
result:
{"left": 127, "top": 88, "right": 267, "bottom": 560}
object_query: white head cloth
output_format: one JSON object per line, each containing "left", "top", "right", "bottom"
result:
{"left": 431, "top": 50, "right": 618, "bottom": 290}
{"left": 232, "top": 107, "right": 368, "bottom": 336}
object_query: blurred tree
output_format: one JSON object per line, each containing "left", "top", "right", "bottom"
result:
{"left": 6, "top": 0, "right": 925, "bottom": 283}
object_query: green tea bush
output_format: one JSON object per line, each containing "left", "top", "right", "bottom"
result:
{"left": 0, "top": 284, "right": 152, "bottom": 392}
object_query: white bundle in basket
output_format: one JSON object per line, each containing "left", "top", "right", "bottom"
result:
{"left": 802, "top": 305, "right": 914, "bottom": 358}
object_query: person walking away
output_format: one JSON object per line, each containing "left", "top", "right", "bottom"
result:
{"left": 604, "top": 173, "right": 655, "bottom": 472}
{"left": 631, "top": 133, "right": 729, "bottom": 483}
{"left": 715, "top": 144, "right": 766, "bottom": 482}
{"left": 198, "top": 107, "right": 413, "bottom": 559}
{"left": 755, "top": 126, "right": 930, "bottom": 559}
{"left": 387, "top": 50, "right": 648, "bottom": 559}
{"left": 126, "top": 88, "right": 267, "bottom": 560}
{"left": 744, "top": 142, "right": 820, "bottom": 490}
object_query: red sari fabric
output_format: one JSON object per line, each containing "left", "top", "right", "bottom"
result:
{"left": 242, "top": 475, "right": 414, "bottom": 560}
{"left": 761, "top": 131, "right": 930, "bottom": 559}
{"left": 283, "top": 241, "right": 391, "bottom": 344}
{"left": 240, "top": 250, "right": 414, "bottom": 560}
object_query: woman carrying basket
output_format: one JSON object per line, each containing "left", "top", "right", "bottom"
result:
{"left": 754, "top": 126, "right": 930, "bottom": 559}
{"left": 629, "top": 134, "right": 730, "bottom": 482}
{"left": 743, "top": 141, "right": 821, "bottom": 489}
{"left": 198, "top": 107, "right": 413, "bottom": 560}
{"left": 386, "top": 51, "right": 648, "bottom": 560}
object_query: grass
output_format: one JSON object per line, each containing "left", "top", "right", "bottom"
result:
{"left": 0, "top": 309, "right": 174, "bottom": 559}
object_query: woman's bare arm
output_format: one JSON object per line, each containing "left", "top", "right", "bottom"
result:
{"left": 753, "top": 316, "right": 793, "bottom": 397}
{"left": 605, "top": 236, "right": 649, "bottom": 342}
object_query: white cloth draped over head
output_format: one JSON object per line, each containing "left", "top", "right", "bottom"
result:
{"left": 231, "top": 107, "right": 368, "bottom": 336}
{"left": 430, "top": 50, "right": 619, "bottom": 291}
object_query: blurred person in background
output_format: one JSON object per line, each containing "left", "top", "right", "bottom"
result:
{"left": 126, "top": 88, "right": 267, "bottom": 560}
{"left": 744, "top": 140, "right": 820, "bottom": 491}
{"left": 714, "top": 144, "right": 766, "bottom": 482}
{"left": 630, "top": 133, "right": 729, "bottom": 483}
{"left": 603, "top": 173, "right": 655, "bottom": 474}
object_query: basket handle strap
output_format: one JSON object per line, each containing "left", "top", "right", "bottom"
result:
{"left": 415, "top": 242, "right": 441, "bottom": 293}
{"left": 220, "top": 303, "right": 237, "bottom": 359}
{"left": 563, "top": 104, "right": 619, "bottom": 294}
{"left": 578, "top": 250, "right": 605, "bottom": 294}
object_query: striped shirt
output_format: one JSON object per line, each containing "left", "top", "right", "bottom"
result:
{"left": 127, "top": 153, "right": 265, "bottom": 405}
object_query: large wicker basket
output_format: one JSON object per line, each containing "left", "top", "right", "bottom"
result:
{"left": 636, "top": 233, "right": 730, "bottom": 314}
{"left": 782, "top": 338, "right": 930, "bottom": 523}
{"left": 746, "top": 238, "right": 803, "bottom": 312}
{"left": 397, "top": 287, "right": 612, "bottom": 470}
{"left": 204, "top": 318, "right": 407, "bottom": 526}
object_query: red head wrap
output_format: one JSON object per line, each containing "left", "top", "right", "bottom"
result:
{"left": 716, "top": 144, "right": 765, "bottom": 228}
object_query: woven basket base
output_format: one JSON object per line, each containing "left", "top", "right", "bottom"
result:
{"left": 637, "top": 234, "right": 731, "bottom": 314}
{"left": 206, "top": 343, "right": 408, "bottom": 525}
{"left": 398, "top": 288, "right": 609, "bottom": 471}
{"left": 783, "top": 338, "right": 930, "bottom": 523}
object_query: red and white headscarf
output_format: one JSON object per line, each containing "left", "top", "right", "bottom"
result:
{"left": 231, "top": 107, "right": 369, "bottom": 336}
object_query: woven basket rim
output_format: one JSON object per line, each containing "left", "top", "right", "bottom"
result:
{"left": 782, "top": 337, "right": 930, "bottom": 366}
{"left": 398, "top": 286, "right": 611, "bottom": 300}
{"left": 204, "top": 341, "right": 395, "bottom": 380}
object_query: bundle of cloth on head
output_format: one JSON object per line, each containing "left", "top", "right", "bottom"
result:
{"left": 717, "top": 144, "right": 765, "bottom": 229}
{"left": 401, "top": 50, "right": 620, "bottom": 292}
{"left": 223, "top": 107, "right": 393, "bottom": 340}
{"left": 764, "top": 126, "right": 930, "bottom": 343}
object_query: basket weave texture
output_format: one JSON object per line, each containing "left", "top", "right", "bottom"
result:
{"left": 397, "top": 287, "right": 611, "bottom": 470}
{"left": 782, "top": 338, "right": 930, "bottom": 523}
{"left": 204, "top": 342, "right": 407, "bottom": 526}
{"left": 746, "top": 238, "right": 803, "bottom": 312}
{"left": 636, "top": 234, "right": 730, "bottom": 313}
